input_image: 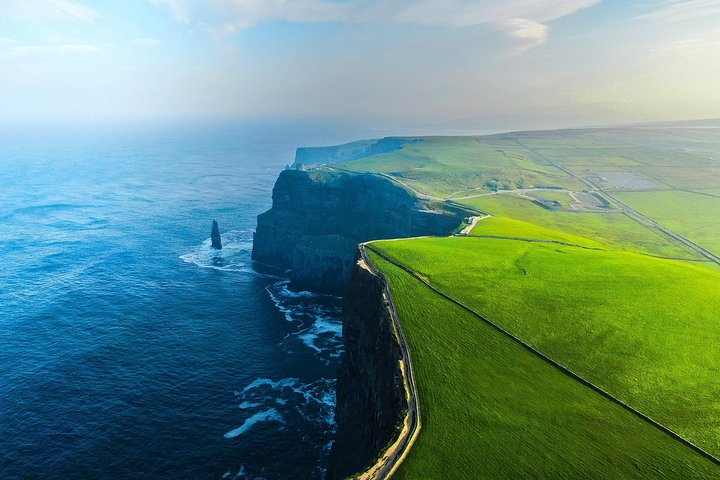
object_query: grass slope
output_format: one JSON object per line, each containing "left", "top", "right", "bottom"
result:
{"left": 614, "top": 190, "right": 720, "bottom": 257}
{"left": 338, "top": 137, "right": 584, "bottom": 197}
{"left": 371, "top": 237, "right": 720, "bottom": 456}
{"left": 458, "top": 194, "right": 704, "bottom": 261}
{"left": 368, "top": 251, "right": 718, "bottom": 479}
{"left": 468, "top": 216, "right": 604, "bottom": 248}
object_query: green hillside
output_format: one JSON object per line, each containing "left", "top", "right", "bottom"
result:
{"left": 330, "top": 126, "right": 720, "bottom": 478}
{"left": 368, "top": 248, "right": 719, "bottom": 479}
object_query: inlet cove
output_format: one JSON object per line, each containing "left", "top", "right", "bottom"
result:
{"left": 252, "top": 125, "right": 720, "bottom": 479}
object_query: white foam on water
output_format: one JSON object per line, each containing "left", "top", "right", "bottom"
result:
{"left": 242, "top": 377, "right": 298, "bottom": 393}
{"left": 298, "top": 315, "right": 343, "bottom": 355}
{"left": 233, "top": 377, "right": 336, "bottom": 427}
{"left": 223, "top": 408, "right": 284, "bottom": 439}
{"left": 265, "top": 280, "right": 343, "bottom": 362}
{"left": 223, "top": 465, "right": 267, "bottom": 480}
{"left": 239, "top": 401, "right": 260, "bottom": 409}
{"left": 180, "top": 229, "right": 277, "bottom": 276}
{"left": 264, "top": 282, "right": 296, "bottom": 323}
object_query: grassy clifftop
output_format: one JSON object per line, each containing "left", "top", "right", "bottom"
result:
{"left": 368, "top": 246, "right": 718, "bottom": 479}
{"left": 325, "top": 124, "right": 720, "bottom": 478}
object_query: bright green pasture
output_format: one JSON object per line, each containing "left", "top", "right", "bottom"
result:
{"left": 615, "top": 190, "right": 720, "bottom": 256}
{"left": 371, "top": 237, "right": 720, "bottom": 456}
{"left": 368, "top": 251, "right": 719, "bottom": 479}
{"left": 469, "top": 216, "right": 603, "bottom": 248}
{"left": 458, "top": 194, "right": 703, "bottom": 260}
{"left": 338, "top": 137, "right": 584, "bottom": 197}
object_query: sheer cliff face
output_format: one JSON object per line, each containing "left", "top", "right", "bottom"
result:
{"left": 252, "top": 168, "right": 461, "bottom": 294}
{"left": 325, "top": 256, "right": 406, "bottom": 480}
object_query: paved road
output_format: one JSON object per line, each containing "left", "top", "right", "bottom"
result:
{"left": 456, "top": 215, "right": 488, "bottom": 236}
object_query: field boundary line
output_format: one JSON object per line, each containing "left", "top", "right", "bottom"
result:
{"left": 364, "top": 243, "right": 720, "bottom": 467}
{"left": 467, "top": 234, "right": 604, "bottom": 251}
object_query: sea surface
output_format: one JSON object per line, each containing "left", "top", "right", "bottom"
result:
{"left": 0, "top": 122, "right": 364, "bottom": 479}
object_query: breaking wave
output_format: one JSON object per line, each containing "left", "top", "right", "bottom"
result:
{"left": 179, "top": 229, "right": 255, "bottom": 273}
{"left": 266, "top": 281, "right": 343, "bottom": 362}
{"left": 227, "top": 376, "right": 336, "bottom": 436}
{"left": 223, "top": 409, "right": 284, "bottom": 439}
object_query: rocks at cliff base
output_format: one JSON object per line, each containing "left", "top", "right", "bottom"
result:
{"left": 211, "top": 220, "right": 222, "bottom": 250}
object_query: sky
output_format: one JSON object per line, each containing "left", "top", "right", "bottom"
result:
{"left": 0, "top": 0, "right": 719, "bottom": 130}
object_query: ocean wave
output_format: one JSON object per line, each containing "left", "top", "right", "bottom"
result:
{"left": 223, "top": 408, "right": 284, "bottom": 439}
{"left": 221, "top": 465, "right": 266, "bottom": 480}
{"left": 298, "top": 315, "right": 343, "bottom": 359}
{"left": 229, "top": 377, "right": 336, "bottom": 433}
{"left": 179, "top": 229, "right": 256, "bottom": 273}
{"left": 265, "top": 281, "right": 343, "bottom": 362}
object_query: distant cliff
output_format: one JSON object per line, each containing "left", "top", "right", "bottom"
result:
{"left": 293, "top": 137, "right": 418, "bottom": 168}
{"left": 251, "top": 168, "right": 464, "bottom": 294}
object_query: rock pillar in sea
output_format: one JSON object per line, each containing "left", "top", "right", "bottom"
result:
{"left": 211, "top": 220, "right": 222, "bottom": 250}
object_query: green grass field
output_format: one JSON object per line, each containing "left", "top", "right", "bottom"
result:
{"left": 370, "top": 237, "right": 720, "bottom": 457}
{"left": 367, "top": 249, "right": 719, "bottom": 479}
{"left": 457, "top": 194, "right": 704, "bottom": 261}
{"left": 468, "top": 216, "right": 603, "bottom": 248}
{"left": 321, "top": 126, "right": 720, "bottom": 477}
{"left": 337, "top": 137, "right": 584, "bottom": 197}
{"left": 614, "top": 190, "right": 720, "bottom": 257}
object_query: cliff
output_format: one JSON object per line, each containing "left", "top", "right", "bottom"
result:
{"left": 293, "top": 137, "right": 418, "bottom": 168}
{"left": 251, "top": 168, "right": 464, "bottom": 294}
{"left": 325, "top": 253, "right": 407, "bottom": 479}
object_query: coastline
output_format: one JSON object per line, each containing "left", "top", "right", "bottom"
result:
{"left": 350, "top": 244, "right": 421, "bottom": 480}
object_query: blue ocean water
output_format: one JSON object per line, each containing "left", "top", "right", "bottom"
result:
{"left": 0, "top": 122, "right": 361, "bottom": 479}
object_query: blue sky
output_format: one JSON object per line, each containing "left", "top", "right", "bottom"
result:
{"left": 1, "top": 0, "right": 719, "bottom": 130}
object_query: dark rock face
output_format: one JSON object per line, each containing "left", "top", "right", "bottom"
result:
{"left": 325, "top": 255, "right": 406, "bottom": 479}
{"left": 251, "top": 169, "right": 463, "bottom": 294}
{"left": 293, "top": 137, "right": 418, "bottom": 167}
{"left": 211, "top": 220, "right": 222, "bottom": 250}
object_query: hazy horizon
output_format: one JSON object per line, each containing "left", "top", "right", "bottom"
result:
{"left": 1, "top": 1, "right": 719, "bottom": 132}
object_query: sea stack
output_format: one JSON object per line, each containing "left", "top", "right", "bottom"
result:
{"left": 211, "top": 220, "right": 222, "bottom": 250}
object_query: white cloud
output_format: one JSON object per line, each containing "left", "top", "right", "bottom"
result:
{"left": 637, "top": 0, "right": 720, "bottom": 22}
{"left": 0, "top": 37, "right": 18, "bottom": 48}
{"left": 387, "top": 0, "right": 598, "bottom": 27}
{"left": 0, "top": 43, "right": 101, "bottom": 57}
{"left": 149, "top": 0, "right": 191, "bottom": 24}
{"left": 133, "top": 38, "right": 163, "bottom": 47}
{"left": 149, "top": 0, "right": 599, "bottom": 52}
{"left": 502, "top": 18, "right": 549, "bottom": 56}
{"left": 0, "top": 0, "right": 99, "bottom": 23}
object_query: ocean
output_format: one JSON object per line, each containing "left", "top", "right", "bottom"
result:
{"left": 0, "top": 122, "right": 364, "bottom": 479}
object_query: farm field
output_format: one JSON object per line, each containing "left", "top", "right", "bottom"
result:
{"left": 367, "top": 249, "right": 719, "bottom": 479}
{"left": 466, "top": 215, "right": 603, "bottom": 248}
{"left": 457, "top": 194, "right": 703, "bottom": 261}
{"left": 614, "top": 190, "right": 720, "bottom": 257}
{"left": 337, "top": 136, "right": 585, "bottom": 197}
{"left": 316, "top": 125, "right": 720, "bottom": 477}
{"left": 370, "top": 237, "right": 720, "bottom": 457}
{"left": 369, "top": 236, "right": 720, "bottom": 466}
